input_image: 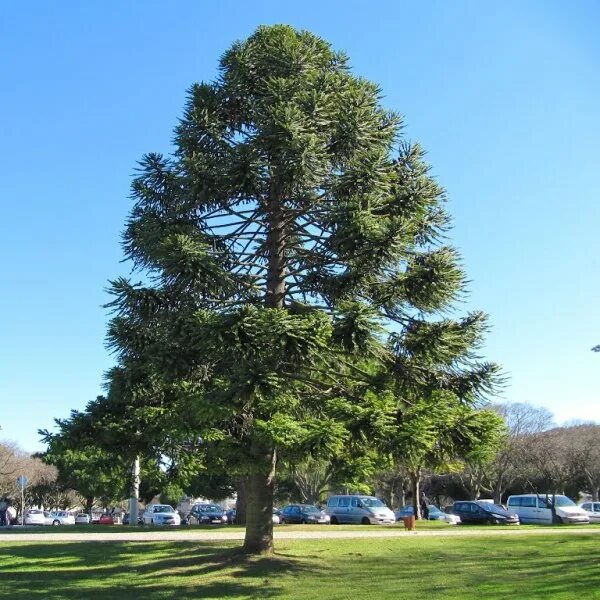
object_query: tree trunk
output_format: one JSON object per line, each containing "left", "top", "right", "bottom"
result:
{"left": 243, "top": 444, "right": 277, "bottom": 554}
{"left": 593, "top": 488, "right": 599, "bottom": 502}
{"left": 235, "top": 477, "right": 247, "bottom": 525}
{"left": 129, "top": 455, "right": 140, "bottom": 526}
{"left": 410, "top": 472, "right": 421, "bottom": 519}
{"left": 85, "top": 496, "right": 94, "bottom": 515}
{"left": 242, "top": 183, "right": 285, "bottom": 554}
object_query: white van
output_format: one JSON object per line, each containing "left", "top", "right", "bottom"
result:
{"left": 506, "top": 494, "right": 589, "bottom": 524}
{"left": 326, "top": 495, "right": 395, "bottom": 524}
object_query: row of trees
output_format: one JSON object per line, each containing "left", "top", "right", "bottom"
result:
{"left": 35, "top": 402, "right": 600, "bottom": 523}
{"left": 0, "top": 440, "right": 64, "bottom": 515}
{"left": 374, "top": 404, "right": 600, "bottom": 506}
{"left": 41, "top": 25, "right": 506, "bottom": 553}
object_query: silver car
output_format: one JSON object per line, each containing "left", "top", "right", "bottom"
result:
{"left": 327, "top": 495, "right": 395, "bottom": 524}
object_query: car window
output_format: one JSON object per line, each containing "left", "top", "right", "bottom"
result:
{"left": 582, "top": 503, "right": 591, "bottom": 510}
{"left": 507, "top": 497, "right": 520, "bottom": 507}
{"left": 594, "top": 504, "right": 600, "bottom": 512}
{"left": 339, "top": 497, "right": 350, "bottom": 507}
{"left": 537, "top": 497, "right": 550, "bottom": 509}
{"left": 327, "top": 497, "right": 338, "bottom": 508}
{"left": 351, "top": 498, "right": 359, "bottom": 507}
{"left": 360, "top": 497, "right": 385, "bottom": 507}
{"left": 520, "top": 497, "right": 535, "bottom": 508}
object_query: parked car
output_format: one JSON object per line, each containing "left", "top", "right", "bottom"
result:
{"left": 24, "top": 509, "right": 46, "bottom": 526}
{"left": 395, "top": 505, "right": 461, "bottom": 525}
{"left": 122, "top": 512, "right": 144, "bottom": 525}
{"left": 98, "top": 513, "right": 115, "bottom": 525}
{"left": 187, "top": 503, "right": 228, "bottom": 525}
{"left": 326, "top": 495, "right": 395, "bottom": 525}
{"left": 142, "top": 504, "right": 181, "bottom": 526}
{"left": 280, "top": 504, "right": 330, "bottom": 524}
{"left": 507, "top": 494, "right": 589, "bottom": 524}
{"left": 75, "top": 513, "right": 91, "bottom": 524}
{"left": 579, "top": 501, "right": 600, "bottom": 523}
{"left": 272, "top": 509, "right": 281, "bottom": 525}
{"left": 451, "top": 501, "right": 519, "bottom": 525}
{"left": 47, "top": 511, "right": 76, "bottom": 526}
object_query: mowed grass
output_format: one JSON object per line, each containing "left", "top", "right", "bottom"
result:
{"left": 0, "top": 520, "right": 446, "bottom": 534}
{"left": 0, "top": 533, "right": 599, "bottom": 599}
{"left": 4, "top": 520, "right": 599, "bottom": 534}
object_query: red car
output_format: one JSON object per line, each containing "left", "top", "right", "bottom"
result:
{"left": 98, "top": 514, "right": 114, "bottom": 525}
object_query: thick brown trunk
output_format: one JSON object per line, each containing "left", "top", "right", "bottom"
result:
{"left": 235, "top": 477, "right": 247, "bottom": 525}
{"left": 243, "top": 444, "right": 276, "bottom": 554}
{"left": 241, "top": 185, "right": 285, "bottom": 554}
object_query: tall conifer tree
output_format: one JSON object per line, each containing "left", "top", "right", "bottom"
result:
{"left": 106, "top": 25, "right": 499, "bottom": 553}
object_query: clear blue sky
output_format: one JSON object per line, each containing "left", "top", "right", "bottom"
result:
{"left": 1, "top": 1, "right": 598, "bottom": 452}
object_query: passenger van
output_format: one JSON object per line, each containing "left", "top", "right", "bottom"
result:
{"left": 326, "top": 495, "right": 395, "bottom": 525}
{"left": 506, "top": 494, "right": 589, "bottom": 524}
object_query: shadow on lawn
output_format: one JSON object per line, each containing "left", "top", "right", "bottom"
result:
{"left": 0, "top": 542, "right": 309, "bottom": 599}
{"left": 0, "top": 536, "right": 599, "bottom": 599}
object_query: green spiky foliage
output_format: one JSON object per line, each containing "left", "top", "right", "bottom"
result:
{"left": 105, "top": 25, "right": 500, "bottom": 553}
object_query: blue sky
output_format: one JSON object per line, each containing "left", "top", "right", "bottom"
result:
{"left": 1, "top": 0, "right": 598, "bottom": 452}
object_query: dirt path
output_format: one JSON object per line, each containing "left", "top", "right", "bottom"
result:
{"left": 1, "top": 526, "right": 598, "bottom": 543}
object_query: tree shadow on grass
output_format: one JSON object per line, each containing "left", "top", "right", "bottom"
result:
{"left": 0, "top": 542, "right": 313, "bottom": 599}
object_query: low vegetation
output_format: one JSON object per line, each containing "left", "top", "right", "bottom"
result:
{"left": 1, "top": 533, "right": 599, "bottom": 599}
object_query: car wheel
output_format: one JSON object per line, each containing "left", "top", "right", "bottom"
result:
{"left": 330, "top": 516, "right": 338, "bottom": 525}
{"left": 361, "top": 517, "right": 371, "bottom": 525}
{"left": 553, "top": 515, "right": 564, "bottom": 525}
{"left": 53, "top": 520, "right": 60, "bottom": 526}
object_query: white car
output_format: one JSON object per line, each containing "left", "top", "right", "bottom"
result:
{"left": 47, "top": 511, "right": 75, "bottom": 526}
{"left": 75, "top": 513, "right": 91, "bottom": 524}
{"left": 272, "top": 510, "right": 280, "bottom": 525}
{"left": 24, "top": 509, "right": 46, "bottom": 525}
{"left": 142, "top": 504, "right": 181, "bottom": 526}
{"left": 579, "top": 501, "right": 600, "bottom": 523}
{"left": 507, "top": 494, "right": 589, "bottom": 524}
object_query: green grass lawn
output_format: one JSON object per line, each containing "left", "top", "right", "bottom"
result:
{"left": 0, "top": 533, "right": 598, "bottom": 599}
{"left": 3, "top": 520, "right": 598, "bottom": 534}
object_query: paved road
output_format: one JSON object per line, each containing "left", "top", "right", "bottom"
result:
{"left": 1, "top": 526, "right": 598, "bottom": 543}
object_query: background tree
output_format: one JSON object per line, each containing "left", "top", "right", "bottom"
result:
{"left": 103, "top": 25, "right": 499, "bottom": 553}
{"left": 564, "top": 424, "right": 600, "bottom": 501}
{"left": 389, "top": 395, "right": 505, "bottom": 517}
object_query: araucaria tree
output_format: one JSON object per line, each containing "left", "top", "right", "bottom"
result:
{"left": 107, "top": 25, "right": 499, "bottom": 553}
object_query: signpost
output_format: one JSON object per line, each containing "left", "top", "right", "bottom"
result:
{"left": 16, "top": 475, "right": 28, "bottom": 526}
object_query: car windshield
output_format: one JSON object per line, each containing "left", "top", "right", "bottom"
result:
{"left": 552, "top": 495, "right": 576, "bottom": 507}
{"left": 303, "top": 505, "right": 321, "bottom": 513}
{"left": 360, "top": 497, "right": 385, "bottom": 508}
{"left": 200, "top": 505, "right": 221, "bottom": 512}
{"left": 154, "top": 505, "right": 174, "bottom": 513}
{"left": 480, "top": 504, "right": 506, "bottom": 513}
